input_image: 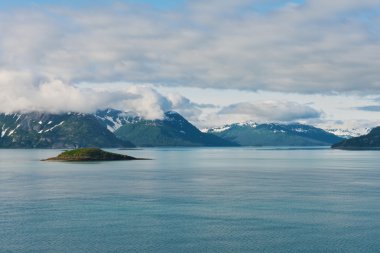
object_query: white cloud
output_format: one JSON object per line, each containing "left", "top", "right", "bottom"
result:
{"left": 0, "top": 1, "right": 379, "bottom": 94}
{"left": 0, "top": 70, "right": 213, "bottom": 121}
{"left": 165, "top": 93, "right": 218, "bottom": 122}
{"left": 104, "top": 85, "right": 172, "bottom": 119}
{"left": 0, "top": 70, "right": 127, "bottom": 114}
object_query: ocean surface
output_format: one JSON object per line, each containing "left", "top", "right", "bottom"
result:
{"left": 0, "top": 147, "right": 380, "bottom": 253}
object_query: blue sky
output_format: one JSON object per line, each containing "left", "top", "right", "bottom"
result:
{"left": 0, "top": 0, "right": 379, "bottom": 129}
{"left": 3, "top": 0, "right": 379, "bottom": 16}
{"left": 2, "top": 0, "right": 305, "bottom": 11}
{"left": 2, "top": 0, "right": 184, "bottom": 9}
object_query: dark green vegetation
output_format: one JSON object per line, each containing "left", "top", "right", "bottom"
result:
{"left": 45, "top": 148, "right": 139, "bottom": 161}
{"left": 0, "top": 112, "right": 133, "bottom": 148}
{"left": 114, "top": 111, "right": 237, "bottom": 147}
{"left": 207, "top": 123, "right": 343, "bottom": 146}
{"left": 332, "top": 127, "right": 380, "bottom": 150}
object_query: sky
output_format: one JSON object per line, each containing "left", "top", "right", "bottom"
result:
{"left": 0, "top": 0, "right": 380, "bottom": 129}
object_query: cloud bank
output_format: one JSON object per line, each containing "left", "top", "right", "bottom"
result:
{"left": 0, "top": 0, "right": 379, "bottom": 129}
{"left": 0, "top": 69, "right": 214, "bottom": 121}
{"left": 0, "top": 0, "right": 379, "bottom": 94}
{"left": 0, "top": 68, "right": 322, "bottom": 127}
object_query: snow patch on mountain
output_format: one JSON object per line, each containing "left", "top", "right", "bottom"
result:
{"left": 325, "top": 128, "right": 371, "bottom": 138}
{"left": 1, "top": 127, "right": 9, "bottom": 138}
{"left": 8, "top": 124, "right": 21, "bottom": 136}
{"left": 204, "top": 125, "right": 231, "bottom": 133}
{"left": 44, "top": 121, "right": 64, "bottom": 132}
{"left": 105, "top": 116, "right": 124, "bottom": 132}
{"left": 95, "top": 109, "right": 141, "bottom": 132}
{"left": 237, "top": 121, "right": 258, "bottom": 128}
{"left": 205, "top": 121, "right": 259, "bottom": 133}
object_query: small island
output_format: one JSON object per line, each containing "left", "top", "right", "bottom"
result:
{"left": 44, "top": 148, "right": 145, "bottom": 161}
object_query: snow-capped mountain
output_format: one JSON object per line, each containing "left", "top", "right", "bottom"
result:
{"left": 2, "top": 109, "right": 361, "bottom": 148}
{"left": 105, "top": 110, "right": 237, "bottom": 147}
{"left": 203, "top": 121, "right": 258, "bottom": 133}
{"left": 205, "top": 121, "right": 344, "bottom": 146}
{"left": 0, "top": 109, "right": 236, "bottom": 148}
{"left": 0, "top": 112, "right": 133, "bottom": 148}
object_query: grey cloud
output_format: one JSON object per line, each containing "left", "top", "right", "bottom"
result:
{"left": 218, "top": 101, "right": 322, "bottom": 122}
{"left": 165, "top": 93, "right": 219, "bottom": 122}
{"left": 355, "top": 105, "right": 380, "bottom": 112}
{"left": 0, "top": 0, "right": 379, "bottom": 94}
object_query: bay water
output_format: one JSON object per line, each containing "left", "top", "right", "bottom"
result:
{"left": 0, "top": 147, "right": 379, "bottom": 252}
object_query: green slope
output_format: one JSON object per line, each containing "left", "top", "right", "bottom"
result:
{"left": 115, "top": 112, "right": 237, "bottom": 147}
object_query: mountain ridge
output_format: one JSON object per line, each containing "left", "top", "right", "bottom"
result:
{"left": 205, "top": 121, "right": 344, "bottom": 146}
{"left": 96, "top": 109, "right": 238, "bottom": 147}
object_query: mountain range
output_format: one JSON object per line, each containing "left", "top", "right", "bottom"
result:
{"left": 0, "top": 109, "right": 365, "bottom": 148}
{"left": 0, "top": 110, "right": 235, "bottom": 148}
{"left": 205, "top": 121, "right": 344, "bottom": 146}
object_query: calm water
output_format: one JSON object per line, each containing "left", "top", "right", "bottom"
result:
{"left": 0, "top": 147, "right": 380, "bottom": 253}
